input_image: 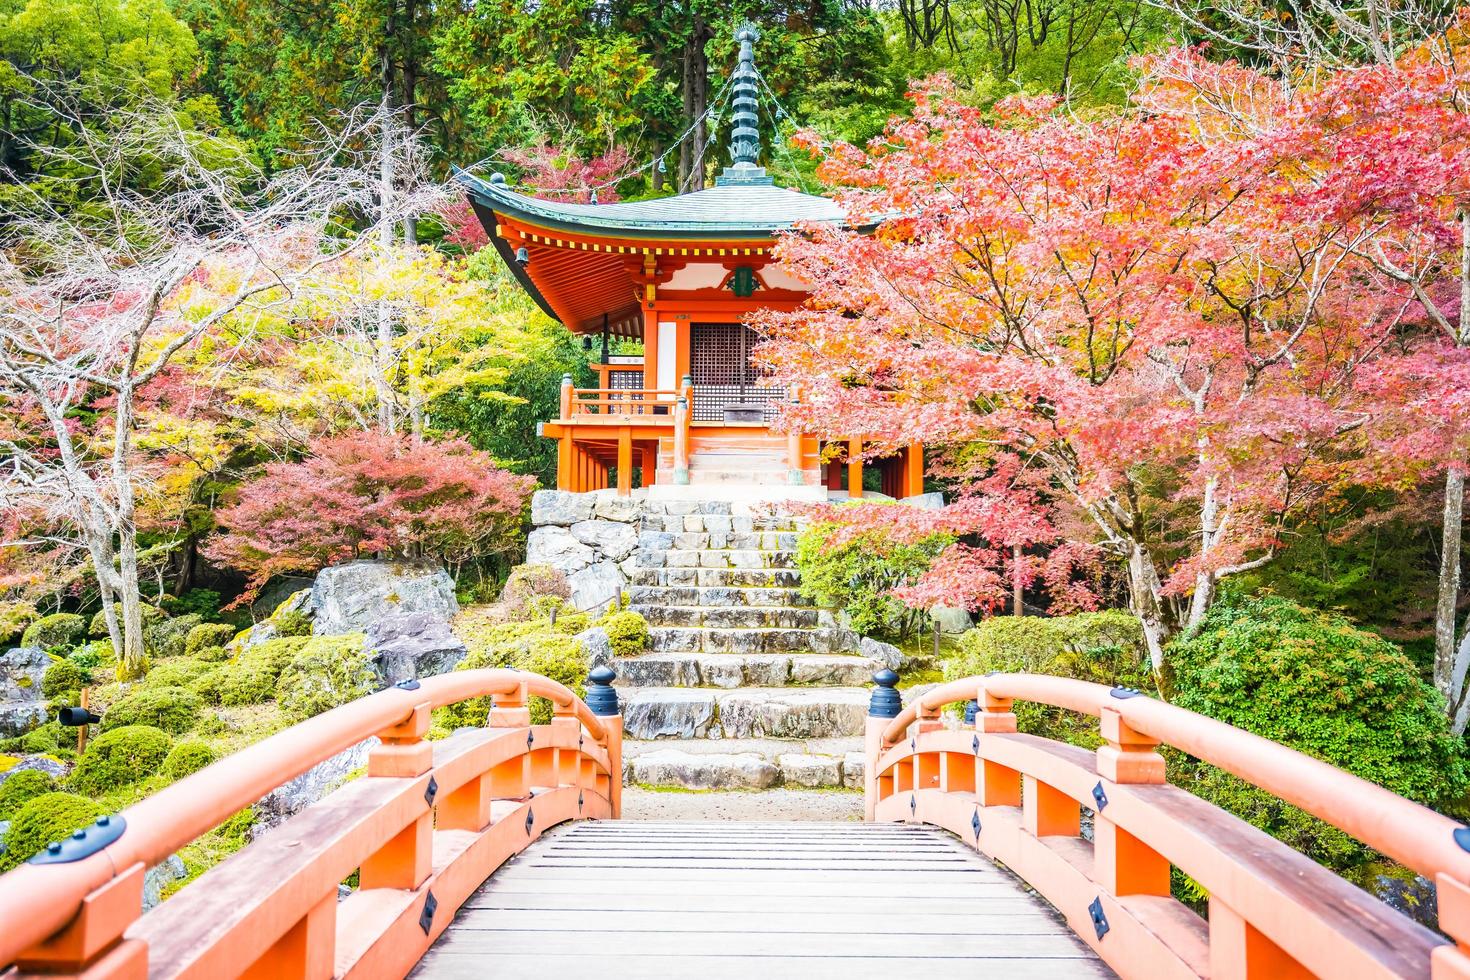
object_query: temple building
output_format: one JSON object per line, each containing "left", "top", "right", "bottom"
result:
{"left": 459, "top": 27, "right": 923, "bottom": 501}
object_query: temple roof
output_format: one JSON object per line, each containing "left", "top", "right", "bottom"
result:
{"left": 458, "top": 171, "right": 845, "bottom": 240}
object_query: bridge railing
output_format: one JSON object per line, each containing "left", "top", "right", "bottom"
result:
{"left": 865, "top": 670, "right": 1470, "bottom": 980}
{"left": 0, "top": 665, "right": 624, "bottom": 979}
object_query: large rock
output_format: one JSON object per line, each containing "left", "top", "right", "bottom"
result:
{"left": 575, "top": 626, "right": 614, "bottom": 668}
{"left": 716, "top": 689, "right": 868, "bottom": 739}
{"left": 233, "top": 589, "right": 311, "bottom": 652}
{"left": 0, "top": 754, "right": 70, "bottom": 783}
{"left": 930, "top": 605, "right": 974, "bottom": 633}
{"left": 531, "top": 489, "right": 594, "bottom": 526}
{"left": 778, "top": 753, "right": 842, "bottom": 788}
{"left": 901, "top": 492, "right": 946, "bottom": 510}
{"left": 365, "top": 612, "right": 467, "bottom": 685}
{"left": 526, "top": 527, "right": 594, "bottom": 575}
{"left": 253, "top": 738, "right": 377, "bottom": 836}
{"left": 620, "top": 689, "right": 716, "bottom": 739}
{"left": 0, "top": 647, "right": 48, "bottom": 736}
{"left": 569, "top": 520, "right": 639, "bottom": 561}
{"left": 142, "top": 855, "right": 187, "bottom": 911}
{"left": 858, "top": 635, "right": 904, "bottom": 671}
{"left": 568, "top": 561, "right": 626, "bottom": 613}
{"left": 309, "top": 562, "right": 458, "bottom": 636}
{"left": 593, "top": 493, "right": 643, "bottom": 523}
{"left": 630, "top": 749, "right": 778, "bottom": 790}
{"left": 251, "top": 576, "right": 314, "bottom": 619}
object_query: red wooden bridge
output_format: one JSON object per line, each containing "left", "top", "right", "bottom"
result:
{"left": 0, "top": 666, "right": 1466, "bottom": 979}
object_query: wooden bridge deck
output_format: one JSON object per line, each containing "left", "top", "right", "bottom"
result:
{"left": 411, "top": 821, "right": 1109, "bottom": 979}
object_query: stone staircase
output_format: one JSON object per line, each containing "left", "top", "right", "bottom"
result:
{"left": 614, "top": 499, "right": 881, "bottom": 790}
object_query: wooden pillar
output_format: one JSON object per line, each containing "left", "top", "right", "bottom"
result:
{"left": 826, "top": 454, "right": 842, "bottom": 491}
{"left": 557, "top": 435, "right": 573, "bottom": 491}
{"left": 848, "top": 438, "right": 863, "bottom": 499}
{"left": 905, "top": 441, "right": 924, "bottom": 498}
{"left": 641, "top": 445, "right": 657, "bottom": 486}
{"left": 617, "top": 427, "right": 633, "bottom": 497}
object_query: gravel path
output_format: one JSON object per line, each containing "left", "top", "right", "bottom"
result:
{"left": 621, "top": 787, "right": 864, "bottom": 821}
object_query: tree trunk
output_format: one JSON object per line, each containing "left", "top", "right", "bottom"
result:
{"left": 1126, "top": 542, "right": 1173, "bottom": 676}
{"left": 1436, "top": 466, "right": 1465, "bottom": 725}
{"left": 1012, "top": 543, "right": 1023, "bottom": 616}
{"left": 115, "top": 530, "right": 148, "bottom": 679}
{"left": 374, "top": 88, "right": 399, "bottom": 433}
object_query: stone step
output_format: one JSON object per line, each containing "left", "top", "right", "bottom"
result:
{"left": 647, "top": 625, "right": 849, "bottom": 655}
{"left": 629, "top": 567, "right": 802, "bottom": 588}
{"left": 627, "top": 585, "right": 814, "bottom": 608}
{"left": 663, "top": 531, "right": 799, "bottom": 552}
{"left": 638, "top": 513, "right": 802, "bottom": 534}
{"left": 633, "top": 604, "right": 819, "bottom": 629}
{"left": 619, "top": 686, "right": 870, "bottom": 740}
{"left": 614, "top": 652, "right": 880, "bottom": 689}
{"left": 624, "top": 740, "right": 865, "bottom": 790}
{"left": 656, "top": 549, "right": 796, "bottom": 570}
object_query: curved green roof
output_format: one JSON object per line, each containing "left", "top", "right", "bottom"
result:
{"left": 457, "top": 171, "right": 845, "bottom": 240}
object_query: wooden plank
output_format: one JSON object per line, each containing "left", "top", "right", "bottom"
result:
{"left": 472, "top": 878, "right": 1024, "bottom": 898}
{"left": 460, "top": 894, "right": 1053, "bottom": 915}
{"left": 442, "top": 909, "right": 1075, "bottom": 935}
{"left": 412, "top": 953, "right": 1114, "bottom": 980}
{"left": 425, "top": 929, "right": 1095, "bottom": 958}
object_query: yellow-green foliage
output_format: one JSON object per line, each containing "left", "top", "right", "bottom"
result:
{"left": 42, "top": 659, "right": 85, "bottom": 699}
{"left": 218, "top": 638, "right": 308, "bottom": 706}
{"left": 438, "top": 628, "right": 588, "bottom": 729}
{"left": 146, "top": 614, "right": 203, "bottom": 659}
{"left": 0, "top": 792, "right": 105, "bottom": 872}
{"left": 194, "top": 645, "right": 230, "bottom": 663}
{"left": 88, "top": 603, "right": 164, "bottom": 638}
{"left": 21, "top": 613, "right": 85, "bottom": 650}
{"left": 0, "top": 754, "right": 16, "bottom": 771}
{"left": 600, "top": 610, "right": 649, "bottom": 656}
{"left": 498, "top": 564, "right": 570, "bottom": 620}
{"left": 0, "top": 601, "right": 38, "bottom": 646}
{"left": 274, "top": 636, "right": 375, "bottom": 722}
{"left": 69, "top": 725, "right": 172, "bottom": 795}
{"left": 19, "top": 722, "right": 64, "bottom": 755}
{"left": 186, "top": 623, "right": 237, "bottom": 657}
{"left": 946, "top": 612, "right": 1151, "bottom": 746}
{"left": 100, "top": 686, "right": 202, "bottom": 734}
{"left": 271, "top": 606, "right": 312, "bottom": 638}
{"left": 0, "top": 769, "right": 56, "bottom": 818}
{"left": 168, "top": 807, "right": 255, "bottom": 898}
{"left": 163, "top": 740, "right": 217, "bottom": 779}
{"left": 189, "top": 666, "right": 227, "bottom": 705}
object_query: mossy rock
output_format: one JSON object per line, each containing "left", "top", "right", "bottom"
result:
{"left": 146, "top": 614, "right": 203, "bottom": 659}
{"left": 41, "top": 659, "right": 85, "bottom": 699}
{"left": 188, "top": 667, "right": 227, "bottom": 705}
{"left": 185, "top": 623, "right": 237, "bottom": 657}
{"left": 271, "top": 606, "right": 312, "bottom": 639}
{"left": 0, "top": 601, "right": 39, "bottom": 647}
{"left": 69, "top": 725, "right": 171, "bottom": 795}
{"left": 100, "top": 687, "right": 202, "bottom": 735}
{"left": 163, "top": 740, "right": 217, "bottom": 779}
{"left": 0, "top": 792, "right": 105, "bottom": 872}
{"left": 21, "top": 613, "right": 86, "bottom": 651}
{"left": 600, "top": 611, "right": 649, "bottom": 657}
{"left": 88, "top": 603, "right": 165, "bottom": 638}
{"left": 275, "top": 636, "right": 375, "bottom": 723}
{"left": 143, "top": 659, "right": 212, "bottom": 690}
{"left": 193, "top": 645, "right": 230, "bottom": 663}
{"left": 0, "top": 769, "right": 56, "bottom": 819}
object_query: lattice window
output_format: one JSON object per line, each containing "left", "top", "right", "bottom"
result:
{"left": 690, "top": 323, "right": 785, "bottom": 422}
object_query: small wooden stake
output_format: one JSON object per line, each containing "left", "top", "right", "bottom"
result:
{"left": 77, "top": 687, "right": 90, "bottom": 753}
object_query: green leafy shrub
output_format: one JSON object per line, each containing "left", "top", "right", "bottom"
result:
{"left": 189, "top": 667, "right": 226, "bottom": 705}
{"left": 795, "top": 523, "right": 951, "bottom": 641}
{"left": 42, "top": 659, "right": 85, "bottom": 699}
{"left": 144, "top": 659, "right": 212, "bottom": 690}
{"left": 194, "top": 645, "right": 230, "bottom": 663}
{"left": 600, "top": 611, "right": 649, "bottom": 656}
{"left": 160, "top": 589, "right": 222, "bottom": 620}
{"left": 0, "top": 601, "right": 38, "bottom": 646}
{"left": 21, "top": 613, "right": 86, "bottom": 650}
{"left": 186, "top": 623, "right": 237, "bottom": 657}
{"left": 499, "top": 564, "right": 570, "bottom": 620}
{"left": 1167, "top": 593, "right": 1469, "bottom": 879}
{"left": 0, "top": 792, "right": 105, "bottom": 871}
{"left": 100, "top": 686, "right": 201, "bottom": 734}
{"left": 69, "top": 641, "right": 116, "bottom": 675}
{"left": 88, "top": 603, "right": 164, "bottom": 638}
{"left": 271, "top": 607, "right": 312, "bottom": 639}
{"left": 163, "top": 740, "right": 217, "bottom": 779}
{"left": 275, "top": 636, "right": 376, "bottom": 722}
{"left": 218, "top": 637, "right": 310, "bottom": 706}
{"left": 0, "top": 769, "right": 57, "bottom": 819}
{"left": 69, "top": 725, "right": 172, "bottom": 795}
{"left": 947, "top": 612, "right": 1152, "bottom": 745}
{"left": 20, "top": 723, "right": 63, "bottom": 754}
{"left": 146, "top": 614, "right": 203, "bottom": 659}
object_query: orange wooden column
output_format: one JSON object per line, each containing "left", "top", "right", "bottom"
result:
{"left": 905, "top": 441, "right": 925, "bottom": 498}
{"left": 617, "top": 427, "right": 633, "bottom": 496}
{"left": 848, "top": 439, "right": 863, "bottom": 499}
{"left": 641, "top": 445, "right": 657, "bottom": 486}
{"left": 557, "top": 435, "right": 573, "bottom": 491}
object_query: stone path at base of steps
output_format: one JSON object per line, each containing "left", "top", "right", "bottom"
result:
{"left": 411, "top": 821, "right": 1111, "bottom": 980}
{"left": 621, "top": 786, "right": 864, "bottom": 821}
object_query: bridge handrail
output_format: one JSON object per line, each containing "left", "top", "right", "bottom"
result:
{"left": 0, "top": 667, "right": 619, "bottom": 976}
{"left": 880, "top": 672, "right": 1469, "bottom": 885}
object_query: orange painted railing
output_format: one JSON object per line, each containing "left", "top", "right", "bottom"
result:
{"left": 0, "top": 667, "right": 623, "bottom": 979}
{"left": 566, "top": 387, "right": 680, "bottom": 418}
{"left": 864, "top": 671, "right": 1470, "bottom": 980}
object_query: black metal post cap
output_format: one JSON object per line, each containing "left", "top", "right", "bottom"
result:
{"left": 586, "top": 665, "right": 620, "bottom": 716}
{"left": 868, "top": 669, "right": 902, "bottom": 718}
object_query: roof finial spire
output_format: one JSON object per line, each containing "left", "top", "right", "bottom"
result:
{"left": 717, "top": 23, "right": 774, "bottom": 187}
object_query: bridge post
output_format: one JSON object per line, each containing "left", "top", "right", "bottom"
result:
{"left": 361, "top": 702, "right": 434, "bottom": 892}
{"left": 1092, "top": 702, "right": 1170, "bottom": 902}
{"left": 865, "top": 670, "right": 902, "bottom": 821}
{"left": 974, "top": 680, "right": 1021, "bottom": 807}
{"left": 488, "top": 681, "right": 532, "bottom": 801}
{"left": 586, "top": 666, "right": 624, "bottom": 818}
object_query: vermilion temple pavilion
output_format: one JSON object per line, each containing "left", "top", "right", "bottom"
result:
{"left": 458, "top": 29, "right": 923, "bottom": 501}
